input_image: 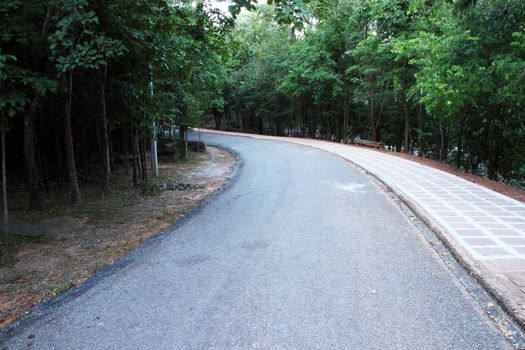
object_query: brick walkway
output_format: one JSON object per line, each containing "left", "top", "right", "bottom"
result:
{"left": 289, "top": 138, "right": 525, "bottom": 261}
{"left": 201, "top": 129, "right": 525, "bottom": 322}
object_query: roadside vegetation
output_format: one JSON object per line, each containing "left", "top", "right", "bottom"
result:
{"left": 0, "top": 146, "right": 234, "bottom": 328}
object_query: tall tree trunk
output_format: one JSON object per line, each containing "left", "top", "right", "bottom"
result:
{"left": 1, "top": 49, "right": 9, "bottom": 225}
{"left": 141, "top": 136, "right": 148, "bottom": 182}
{"left": 55, "top": 132, "right": 64, "bottom": 182}
{"left": 417, "top": 104, "right": 423, "bottom": 156}
{"left": 456, "top": 115, "right": 467, "bottom": 169}
{"left": 439, "top": 121, "right": 445, "bottom": 162}
{"left": 150, "top": 123, "right": 158, "bottom": 178}
{"left": 123, "top": 129, "right": 130, "bottom": 175}
{"left": 100, "top": 66, "right": 111, "bottom": 197}
{"left": 1, "top": 117, "right": 8, "bottom": 231}
{"left": 370, "top": 93, "right": 379, "bottom": 141}
{"left": 402, "top": 92, "right": 411, "bottom": 153}
{"left": 64, "top": 72, "right": 81, "bottom": 206}
{"left": 179, "top": 124, "right": 188, "bottom": 161}
{"left": 38, "top": 134, "right": 50, "bottom": 196}
{"left": 487, "top": 115, "right": 500, "bottom": 180}
{"left": 132, "top": 128, "right": 140, "bottom": 187}
{"left": 24, "top": 98, "right": 43, "bottom": 210}
{"left": 21, "top": 6, "right": 52, "bottom": 211}
{"left": 343, "top": 94, "right": 350, "bottom": 143}
{"left": 149, "top": 65, "right": 158, "bottom": 178}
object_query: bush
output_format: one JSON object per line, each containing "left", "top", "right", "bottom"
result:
{"left": 140, "top": 178, "right": 163, "bottom": 196}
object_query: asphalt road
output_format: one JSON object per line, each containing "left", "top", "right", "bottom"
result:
{"left": 1, "top": 133, "right": 511, "bottom": 349}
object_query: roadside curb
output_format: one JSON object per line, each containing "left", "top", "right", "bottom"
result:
{"left": 352, "top": 162, "right": 525, "bottom": 348}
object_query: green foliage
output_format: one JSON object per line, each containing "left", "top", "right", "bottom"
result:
{"left": 223, "top": 0, "right": 525, "bottom": 183}
{"left": 1, "top": 0, "right": 524, "bottom": 194}
{"left": 48, "top": 0, "right": 126, "bottom": 77}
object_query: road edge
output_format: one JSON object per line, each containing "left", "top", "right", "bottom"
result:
{"left": 350, "top": 161, "right": 525, "bottom": 349}
{"left": 0, "top": 145, "right": 244, "bottom": 343}
{"left": 200, "top": 130, "right": 525, "bottom": 348}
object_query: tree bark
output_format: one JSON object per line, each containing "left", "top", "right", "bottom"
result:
{"left": 370, "top": 93, "right": 379, "bottom": 141}
{"left": 132, "top": 128, "right": 140, "bottom": 187}
{"left": 149, "top": 65, "right": 158, "bottom": 178}
{"left": 100, "top": 66, "right": 111, "bottom": 197}
{"left": 20, "top": 6, "right": 53, "bottom": 210}
{"left": 64, "top": 72, "right": 81, "bottom": 206}
{"left": 2, "top": 117, "right": 8, "bottom": 230}
{"left": 123, "top": 129, "right": 129, "bottom": 175}
{"left": 24, "top": 98, "right": 43, "bottom": 210}
{"left": 151, "top": 125, "right": 158, "bottom": 178}
{"left": 343, "top": 94, "right": 350, "bottom": 143}
{"left": 141, "top": 136, "right": 148, "bottom": 181}
{"left": 417, "top": 104, "right": 423, "bottom": 156}
{"left": 402, "top": 92, "right": 411, "bottom": 153}
{"left": 439, "top": 121, "right": 445, "bottom": 162}
{"left": 456, "top": 115, "right": 467, "bottom": 169}
{"left": 179, "top": 124, "right": 188, "bottom": 161}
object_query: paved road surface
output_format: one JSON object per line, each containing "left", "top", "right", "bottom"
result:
{"left": 0, "top": 134, "right": 511, "bottom": 349}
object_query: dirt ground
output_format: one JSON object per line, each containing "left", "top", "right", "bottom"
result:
{"left": 387, "top": 151, "right": 525, "bottom": 203}
{"left": 0, "top": 146, "right": 234, "bottom": 330}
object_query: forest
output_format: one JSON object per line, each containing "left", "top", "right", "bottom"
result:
{"left": 1, "top": 0, "right": 524, "bottom": 222}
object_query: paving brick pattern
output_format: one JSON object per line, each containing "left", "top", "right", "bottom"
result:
{"left": 203, "top": 130, "right": 525, "bottom": 261}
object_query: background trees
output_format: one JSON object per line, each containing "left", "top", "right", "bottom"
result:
{"left": 220, "top": 0, "right": 525, "bottom": 186}
{"left": 1, "top": 0, "right": 524, "bottom": 224}
{"left": 0, "top": 0, "right": 235, "bottom": 220}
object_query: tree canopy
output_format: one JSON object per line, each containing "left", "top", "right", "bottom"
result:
{"left": 0, "top": 0, "right": 524, "bottom": 217}
{"left": 222, "top": 0, "right": 525, "bottom": 186}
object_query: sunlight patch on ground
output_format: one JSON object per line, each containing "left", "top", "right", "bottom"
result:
{"left": 334, "top": 182, "right": 367, "bottom": 194}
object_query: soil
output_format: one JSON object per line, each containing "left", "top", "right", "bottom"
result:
{"left": 386, "top": 151, "right": 525, "bottom": 203}
{"left": 0, "top": 146, "right": 235, "bottom": 330}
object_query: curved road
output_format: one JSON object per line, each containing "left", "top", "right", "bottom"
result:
{"left": 1, "top": 134, "right": 511, "bottom": 349}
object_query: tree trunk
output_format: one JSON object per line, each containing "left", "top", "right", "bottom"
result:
{"left": 55, "top": 132, "right": 64, "bottom": 181}
{"left": 100, "top": 66, "right": 111, "bottom": 197}
{"left": 2, "top": 118, "right": 8, "bottom": 231}
{"left": 123, "top": 130, "right": 130, "bottom": 175}
{"left": 149, "top": 65, "right": 158, "bottom": 178}
{"left": 456, "top": 115, "right": 467, "bottom": 169}
{"left": 151, "top": 125, "right": 158, "bottom": 178}
{"left": 179, "top": 124, "right": 188, "bottom": 161}
{"left": 487, "top": 117, "right": 500, "bottom": 180}
{"left": 20, "top": 6, "right": 53, "bottom": 211}
{"left": 132, "top": 128, "right": 140, "bottom": 187}
{"left": 370, "top": 93, "right": 380, "bottom": 141}
{"left": 64, "top": 72, "right": 81, "bottom": 206}
{"left": 439, "top": 121, "right": 445, "bottom": 162}
{"left": 417, "top": 104, "right": 423, "bottom": 156}
{"left": 343, "top": 94, "right": 350, "bottom": 143}
{"left": 402, "top": 92, "right": 411, "bottom": 153}
{"left": 141, "top": 137, "right": 148, "bottom": 182}
{"left": 24, "top": 97, "right": 43, "bottom": 210}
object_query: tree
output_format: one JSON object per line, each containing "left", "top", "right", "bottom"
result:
{"left": 48, "top": 0, "right": 125, "bottom": 205}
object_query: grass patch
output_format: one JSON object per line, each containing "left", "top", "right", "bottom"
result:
{"left": 0, "top": 147, "right": 235, "bottom": 330}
